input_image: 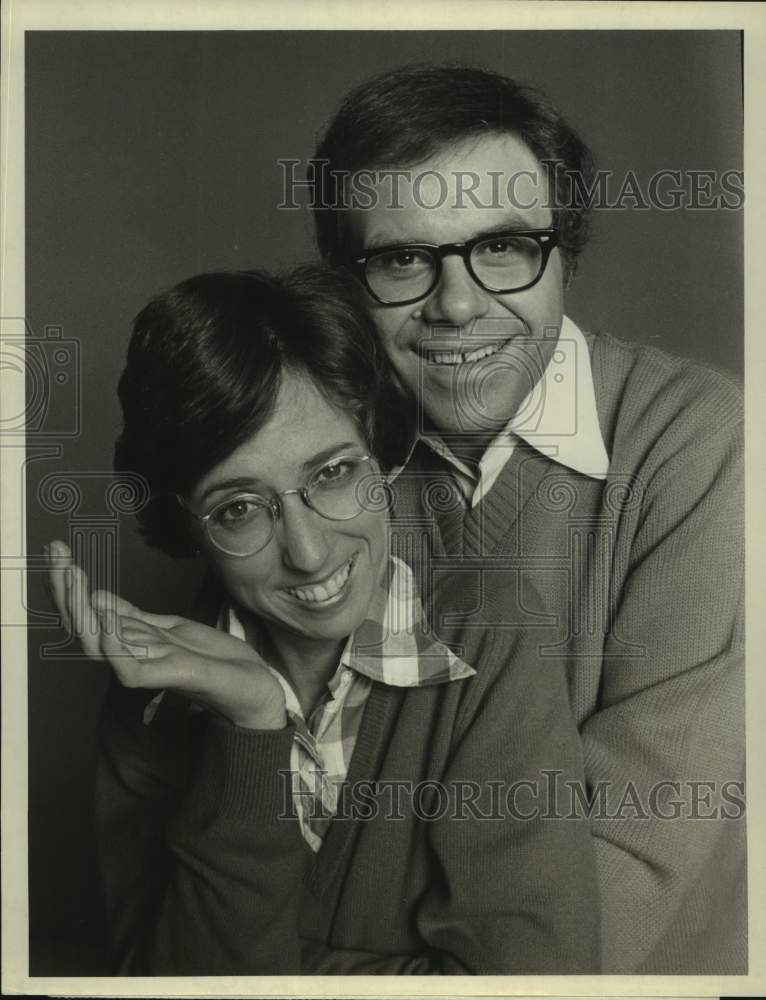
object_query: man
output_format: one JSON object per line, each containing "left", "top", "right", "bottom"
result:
{"left": 311, "top": 65, "right": 745, "bottom": 973}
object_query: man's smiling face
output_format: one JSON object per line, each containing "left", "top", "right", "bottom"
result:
{"left": 347, "top": 133, "right": 565, "bottom": 448}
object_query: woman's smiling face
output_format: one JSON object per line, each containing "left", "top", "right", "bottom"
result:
{"left": 186, "top": 370, "right": 388, "bottom": 648}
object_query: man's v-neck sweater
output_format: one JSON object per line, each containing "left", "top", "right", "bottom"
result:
{"left": 389, "top": 331, "right": 745, "bottom": 974}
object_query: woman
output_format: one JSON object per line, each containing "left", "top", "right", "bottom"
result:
{"left": 47, "top": 265, "right": 599, "bottom": 974}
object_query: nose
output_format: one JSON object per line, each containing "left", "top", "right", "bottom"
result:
{"left": 277, "top": 494, "right": 330, "bottom": 574}
{"left": 421, "top": 254, "right": 491, "bottom": 327}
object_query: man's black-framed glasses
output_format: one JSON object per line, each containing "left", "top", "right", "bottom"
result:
{"left": 178, "top": 454, "right": 375, "bottom": 558}
{"left": 348, "top": 228, "right": 559, "bottom": 306}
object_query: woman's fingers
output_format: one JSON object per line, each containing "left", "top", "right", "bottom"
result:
{"left": 96, "top": 612, "right": 162, "bottom": 655}
{"left": 43, "top": 556, "right": 225, "bottom": 704}
{"left": 47, "top": 540, "right": 103, "bottom": 659}
{"left": 99, "top": 611, "right": 199, "bottom": 691}
{"left": 90, "top": 590, "right": 180, "bottom": 629}
{"left": 68, "top": 563, "right": 103, "bottom": 659}
{"left": 46, "top": 540, "right": 73, "bottom": 633}
{"left": 117, "top": 619, "right": 168, "bottom": 655}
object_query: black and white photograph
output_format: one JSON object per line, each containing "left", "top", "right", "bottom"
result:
{"left": 2, "top": 2, "right": 764, "bottom": 995}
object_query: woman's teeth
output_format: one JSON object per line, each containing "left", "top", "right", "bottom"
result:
{"left": 428, "top": 339, "right": 510, "bottom": 366}
{"left": 286, "top": 559, "right": 352, "bottom": 604}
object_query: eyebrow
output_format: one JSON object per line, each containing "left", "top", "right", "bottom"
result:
{"left": 198, "top": 441, "right": 362, "bottom": 505}
{"left": 362, "top": 214, "right": 550, "bottom": 252}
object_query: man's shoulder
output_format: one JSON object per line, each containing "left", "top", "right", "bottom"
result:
{"left": 586, "top": 330, "right": 742, "bottom": 451}
{"left": 588, "top": 329, "right": 742, "bottom": 406}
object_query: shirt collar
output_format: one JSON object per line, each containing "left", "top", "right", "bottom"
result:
{"left": 391, "top": 315, "right": 610, "bottom": 483}
{"left": 347, "top": 555, "right": 475, "bottom": 686}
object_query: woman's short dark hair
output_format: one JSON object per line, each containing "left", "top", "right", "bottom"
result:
{"left": 313, "top": 63, "right": 596, "bottom": 281}
{"left": 115, "top": 264, "right": 405, "bottom": 558}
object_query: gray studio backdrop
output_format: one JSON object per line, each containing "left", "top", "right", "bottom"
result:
{"left": 24, "top": 30, "right": 743, "bottom": 973}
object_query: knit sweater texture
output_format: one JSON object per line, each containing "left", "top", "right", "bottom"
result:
{"left": 389, "top": 331, "right": 746, "bottom": 974}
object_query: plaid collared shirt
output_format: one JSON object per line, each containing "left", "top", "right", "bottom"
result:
{"left": 222, "top": 556, "right": 475, "bottom": 852}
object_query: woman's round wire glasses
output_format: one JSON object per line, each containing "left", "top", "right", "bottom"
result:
{"left": 348, "top": 228, "right": 558, "bottom": 306}
{"left": 178, "top": 454, "right": 377, "bottom": 558}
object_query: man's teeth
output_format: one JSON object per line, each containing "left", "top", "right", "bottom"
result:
{"left": 428, "top": 340, "right": 509, "bottom": 366}
{"left": 287, "top": 559, "right": 352, "bottom": 604}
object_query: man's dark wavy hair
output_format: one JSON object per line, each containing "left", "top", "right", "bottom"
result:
{"left": 313, "top": 63, "right": 596, "bottom": 281}
{"left": 115, "top": 264, "right": 406, "bottom": 559}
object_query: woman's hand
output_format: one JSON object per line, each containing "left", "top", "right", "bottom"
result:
{"left": 45, "top": 540, "right": 287, "bottom": 730}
